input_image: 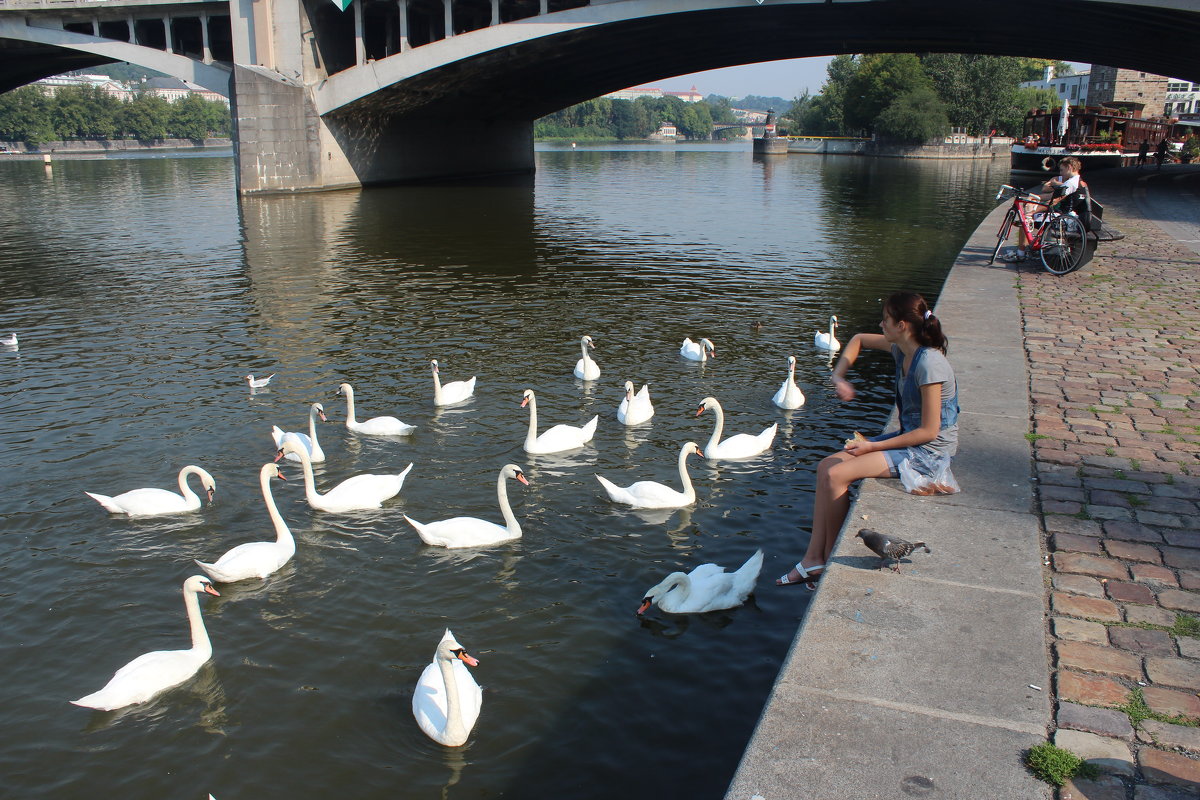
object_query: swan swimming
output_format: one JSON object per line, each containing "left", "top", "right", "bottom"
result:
{"left": 337, "top": 382, "right": 415, "bottom": 435}
{"left": 195, "top": 463, "right": 294, "bottom": 583}
{"left": 814, "top": 315, "right": 841, "bottom": 351}
{"left": 71, "top": 575, "right": 220, "bottom": 711}
{"left": 596, "top": 442, "right": 702, "bottom": 509}
{"left": 521, "top": 389, "right": 598, "bottom": 454}
{"left": 413, "top": 629, "right": 482, "bottom": 747}
{"left": 616, "top": 381, "right": 654, "bottom": 426}
{"left": 404, "top": 464, "right": 528, "bottom": 548}
{"left": 272, "top": 402, "right": 327, "bottom": 463}
{"left": 281, "top": 440, "right": 411, "bottom": 512}
{"left": 573, "top": 335, "right": 601, "bottom": 380}
{"left": 431, "top": 359, "right": 477, "bottom": 406}
{"left": 85, "top": 465, "right": 216, "bottom": 517}
{"left": 637, "top": 549, "right": 763, "bottom": 615}
{"left": 680, "top": 337, "right": 715, "bottom": 362}
{"left": 771, "top": 356, "right": 806, "bottom": 409}
{"left": 695, "top": 396, "right": 776, "bottom": 459}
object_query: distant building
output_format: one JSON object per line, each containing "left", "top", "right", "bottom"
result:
{"left": 732, "top": 108, "right": 768, "bottom": 124}
{"left": 34, "top": 73, "right": 132, "bottom": 101}
{"left": 1165, "top": 79, "right": 1200, "bottom": 118}
{"left": 138, "top": 76, "right": 230, "bottom": 106}
{"left": 1088, "top": 65, "right": 1168, "bottom": 118}
{"left": 1019, "top": 65, "right": 1090, "bottom": 105}
{"left": 652, "top": 122, "right": 677, "bottom": 138}
{"left": 604, "top": 85, "right": 703, "bottom": 103}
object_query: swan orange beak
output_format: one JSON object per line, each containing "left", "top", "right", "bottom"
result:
{"left": 275, "top": 472, "right": 287, "bottom": 481}
{"left": 520, "top": 397, "right": 530, "bottom": 408}
{"left": 516, "top": 472, "right": 530, "bottom": 486}
{"left": 274, "top": 449, "right": 285, "bottom": 462}
{"left": 637, "top": 598, "right": 652, "bottom": 615}
{"left": 204, "top": 584, "right": 221, "bottom": 597}
{"left": 695, "top": 404, "right": 706, "bottom": 416}
{"left": 318, "top": 410, "right": 328, "bottom": 423}
{"left": 206, "top": 488, "right": 216, "bottom": 503}
{"left": 455, "top": 650, "right": 479, "bottom": 667}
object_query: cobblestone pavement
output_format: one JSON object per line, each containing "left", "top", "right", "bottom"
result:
{"left": 1015, "top": 168, "right": 1200, "bottom": 799}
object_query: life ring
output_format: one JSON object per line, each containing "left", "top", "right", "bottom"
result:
{"left": 1041, "top": 156, "right": 1056, "bottom": 171}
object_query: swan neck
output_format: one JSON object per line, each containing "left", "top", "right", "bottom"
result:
{"left": 438, "top": 655, "right": 467, "bottom": 744}
{"left": 184, "top": 585, "right": 212, "bottom": 661}
{"left": 432, "top": 369, "right": 442, "bottom": 403}
{"left": 707, "top": 403, "right": 725, "bottom": 450}
{"left": 343, "top": 390, "right": 356, "bottom": 425}
{"left": 177, "top": 467, "right": 199, "bottom": 503}
{"left": 261, "top": 468, "right": 291, "bottom": 544}
{"left": 677, "top": 447, "right": 696, "bottom": 500}
{"left": 524, "top": 396, "right": 538, "bottom": 448}
{"left": 497, "top": 471, "right": 521, "bottom": 534}
{"left": 296, "top": 450, "right": 322, "bottom": 504}
{"left": 308, "top": 406, "right": 321, "bottom": 442}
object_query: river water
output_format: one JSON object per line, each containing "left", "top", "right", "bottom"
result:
{"left": 0, "top": 143, "right": 1004, "bottom": 799}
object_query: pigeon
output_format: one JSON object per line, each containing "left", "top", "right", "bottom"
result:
{"left": 245, "top": 373, "right": 274, "bottom": 388}
{"left": 855, "top": 528, "right": 930, "bottom": 572}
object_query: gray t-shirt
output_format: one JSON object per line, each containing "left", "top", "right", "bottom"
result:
{"left": 892, "top": 345, "right": 959, "bottom": 457}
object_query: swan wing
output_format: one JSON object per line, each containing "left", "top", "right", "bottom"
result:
{"left": 274, "top": 429, "right": 313, "bottom": 462}
{"left": 527, "top": 420, "right": 596, "bottom": 454}
{"left": 413, "top": 660, "right": 481, "bottom": 745}
{"left": 196, "top": 539, "right": 291, "bottom": 583}
{"left": 772, "top": 380, "right": 805, "bottom": 409}
{"left": 708, "top": 425, "right": 775, "bottom": 459}
{"left": 351, "top": 416, "right": 416, "bottom": 436}
{"left": 322, "top": 469, "right": 408, "bottom": 509}
{"left": 86, "top": 487, "right": 193, "bottom": 516}
{"left": 71, "top": 649, "right": 206, "bottom": 711}
{"left": 405, "top": 515, "right": 516, "bottom": 548}
{"left": 439, "top": 377, "right": 476, "bottom": 405}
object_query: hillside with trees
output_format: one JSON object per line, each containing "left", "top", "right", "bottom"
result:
{"left": 535, "top": 95, "right": 740, "bottom": 140}
{"left": 0, "top": 84, "right": 231, "bottom": 145}
{"left": 784, "top": 54, "right": 1073, "bottom": 142}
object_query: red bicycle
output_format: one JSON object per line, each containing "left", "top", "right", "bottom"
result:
{"left": 988, "top": 184, "right": 1089, "bottom": 275}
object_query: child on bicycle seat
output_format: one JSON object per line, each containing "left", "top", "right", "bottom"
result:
{"left": 1002, "top": 156, "right": 1082, "bottom": 262}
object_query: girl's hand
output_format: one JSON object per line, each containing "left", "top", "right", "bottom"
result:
{"left": 832, "top": 375, "right": 856, "bottom": 401}
{"left": 843, "top": 438, "right": 873, "bottom": 456}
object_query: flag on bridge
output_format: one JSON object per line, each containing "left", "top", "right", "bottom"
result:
{"left": 330, "top": 0, "right": 352, "bottom": 10}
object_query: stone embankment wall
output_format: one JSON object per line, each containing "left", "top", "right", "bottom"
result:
{"left": 0, "top": 138, "right": 232, "bottom": 155}
{"left": 864, "top": 140, "right": 1012, "bottom": 160}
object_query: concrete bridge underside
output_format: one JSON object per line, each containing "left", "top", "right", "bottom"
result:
{"left": 3, "top": 0, "right": 1197, "bottom": 194}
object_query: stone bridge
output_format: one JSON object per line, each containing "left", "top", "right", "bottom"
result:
{"left": 2, "top": 0, "right": 1197, "bottom": 194}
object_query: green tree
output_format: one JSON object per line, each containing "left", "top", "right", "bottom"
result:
{"left": 998, "top": 87, "right": 1061, "bottom": 136}
{"left": 875, "top": 87, "right": 950, "bottom": 143}
{"left": 169, "top": 94, "right": 228, "bottom": 139}
{"left": 120, "top": 93, "right": 172, "bottom": 139}
{"left": 818, "top": 54, "right": 858, "bottom": 135}
{"left": 844, "top": 53, "right": 931, "bottom": 133}
{"left": 922, "top": 54, "right": 1023, "bottom": 135}
{"left": 0, "top": 86, "right": 56, "bottom": 144}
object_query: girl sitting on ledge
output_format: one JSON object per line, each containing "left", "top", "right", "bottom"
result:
{"left": 778, "top": 291, "right": 959, "bottom": 587}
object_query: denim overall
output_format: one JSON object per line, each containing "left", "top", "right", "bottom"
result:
{"left": 871, "top": 346, "right": 960, "bottom": 470}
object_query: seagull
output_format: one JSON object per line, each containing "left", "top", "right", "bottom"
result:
{"left": 1, "top": 333, "right": 16, "bottom": 349}
{"left": 855, "top": 528, "right": 930, "bottom": 572}
{"left": 245, "top": 374, "right": 274, "bottom": 389}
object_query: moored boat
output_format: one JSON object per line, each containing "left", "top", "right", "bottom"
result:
{"left": 1011, "top": 105, "right": 1173, "bottom": 174}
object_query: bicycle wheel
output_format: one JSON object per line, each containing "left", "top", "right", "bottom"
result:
{"left": 989, "top": 209, "right": 1016, "bottom": 265}
{"left": 1040, "top": 215, "right": 1087, "bottom": 275}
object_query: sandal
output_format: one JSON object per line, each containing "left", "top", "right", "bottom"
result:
{"left": 776, "top": 562, "right": 825, "bottom": 586}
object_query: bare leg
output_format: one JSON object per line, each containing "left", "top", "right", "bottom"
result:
{"left": 782, "top": 449, "right": 891, "bottom": 583}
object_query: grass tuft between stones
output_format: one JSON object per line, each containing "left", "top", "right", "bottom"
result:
{"left": 1095, "top": 613, "right": 1200, "bottom": 639}
{"left": 1112, "top": 688, "right": 1200, "bottom": 729}
{"left": 1025, "top": 742, "right": 1099, "bottom": 787}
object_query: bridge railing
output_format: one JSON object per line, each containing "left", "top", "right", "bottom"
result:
{"left": 0, "top": 0, "right": 217, "bottom": 8}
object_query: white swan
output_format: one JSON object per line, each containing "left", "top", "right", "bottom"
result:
{"left": 696, "top": 396, "right": 777, "bottom": 459}
{"left": 680, "top": 337, "right": 715, "bottom": 362}
{"left": 337, "top": 382, "right": 415, "bottom": 436}
{"left": 431, "top": 359, "right": 477, "bottom": 406}
{"left": 637, "top": 549, "right": 763, "bottom": 615}
{"left": 404, "top": 464, "right": 529, "bottom": 548}
{"left": 573, "top": 335, "right": 601, "bottom": 380}
{"left": 413, "top": 629, "right": 482, "bottom": 747}
{"left": 272, "top": 402, "right": 327, "bottom": 463}
{"left": 772, "top": 356, "right": 806, "bottom": 410}
{"left": 814, "top": 315, "right": 841, "bottom": 351}
{"left": 245, "top": 373, "right": 273, "bottom": 388}
{"left": 195, "top": 464, "right": 294, "bottom": 583}
{"left": 281, "top": 440, "right": 411, "bottom": 512}
{"left": 71, "top": 575, "right": 220, "bottom": 710}
{"left": 617, "top": 381, "right": 654, "bottom": 426}
{"left": 521, "top": 389, "right": 598, "bottom": 454}
{"left": 85, "top": 465, "right": 216, "bottom": 517}
{"left": 596, "top": 442, "right": 702, "bottom": 509}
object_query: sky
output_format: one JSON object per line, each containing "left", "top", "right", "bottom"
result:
{"left": 636, "top": 58, "right": 1094, "bottom": 103}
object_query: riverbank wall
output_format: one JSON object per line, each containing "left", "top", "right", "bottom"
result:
{"left": 0, "top": 138, "right": 232, "bottom": 158}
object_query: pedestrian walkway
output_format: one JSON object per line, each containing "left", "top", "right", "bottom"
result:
{"left": 725, "top": 166, "right": 1199, "bottom": 800}
{"left": 1017, "top": 167, "right": 1200, "bottom": 799}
